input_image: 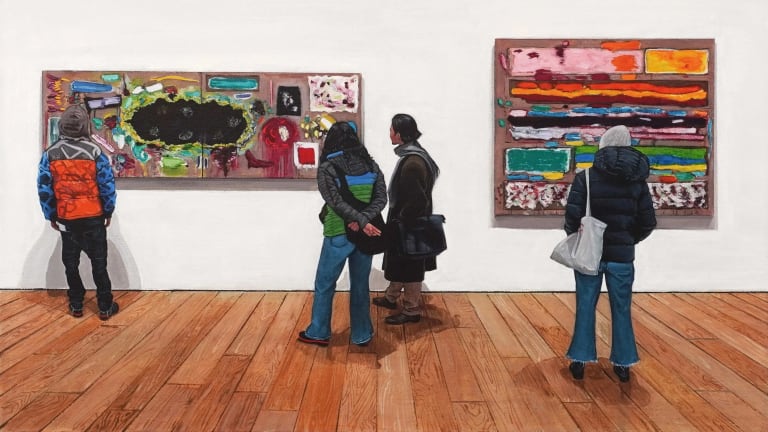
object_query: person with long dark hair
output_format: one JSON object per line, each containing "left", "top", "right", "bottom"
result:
{"left": 372, "top": 113, "right": 440, "bottom": 324}
{"left": 298, "top": 121, "right": 387, "bottom": 346}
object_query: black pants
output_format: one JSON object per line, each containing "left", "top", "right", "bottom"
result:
{"left": 60, "top": 217, "right": 112, "bottom": 311}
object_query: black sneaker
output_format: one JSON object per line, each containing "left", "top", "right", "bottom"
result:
{"left": 569, "top": 361, "right": 585, "bottom": 380}
{"left": 384, "top": 313, "right": 420, "bottom": 325}
{"left": 297, "top": 331, "right": 329, "bottom": 347}
{"left": 99, "top": 302, "right": 119, "bottom": 321}
{"left": 69, "top": 303, "right": 84, "bottom": 318}
{"left": 613, "top": 365, "right": 630, "bottom": 382}
{"left": 372, "top": 297, "right": 397, "bottom": 310}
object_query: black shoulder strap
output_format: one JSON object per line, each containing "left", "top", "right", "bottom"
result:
{"left": 332, "top": 162, "right": 368, "bottom": 212}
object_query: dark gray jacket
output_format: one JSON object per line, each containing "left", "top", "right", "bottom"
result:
{"left": 317, "top": 152, "right": 387, "bottom": 229}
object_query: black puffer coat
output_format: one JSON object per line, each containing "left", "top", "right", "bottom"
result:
{"left": 564, "top": 146, "right": 657, "bottom": 263}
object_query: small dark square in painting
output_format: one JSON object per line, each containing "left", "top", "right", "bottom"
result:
{"left": 277, "top": 86, "right": 301, "bottom": 116}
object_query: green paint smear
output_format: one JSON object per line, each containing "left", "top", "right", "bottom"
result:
{"left": 506, "top": 148, "right": 570, "bottom": 172}
{"left": 675, "top": 173, "right": 696, "bottom": 181}
{"left": 575, "top": 146, "right": 707, "bottom": 159}
{"left": 101, "top": 74, "right": 120, "bottom": 82}
{"left": 530, "top": 105, "right": 551, "bottom": 112}
{"left": 638, "top": 147, "right": 707, "bottom": 158}
{"left": 162, "top": 157, "right": 188, "bottom": 176}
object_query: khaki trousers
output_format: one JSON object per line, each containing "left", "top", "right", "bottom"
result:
{"left": 384, "top": 281, "right": 422, "bottom": 316}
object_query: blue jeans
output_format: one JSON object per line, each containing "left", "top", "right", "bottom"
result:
{"left": 566, "top": 261, "right": 639, "bottom": 367}
{"left": 305, "top": 234, "right": 374, "bottom": 345}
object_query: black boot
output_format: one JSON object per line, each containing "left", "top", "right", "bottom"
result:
{"left": 569, "top": 361, "right": 585, "bottom": 380}
{"left": 613, "top": 365, "right": 630, "bottom": 382}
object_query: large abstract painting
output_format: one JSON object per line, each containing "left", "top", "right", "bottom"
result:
{"left": 494, "top": 39, "right": 715, "bottom": 216}
{"left": 42, "top": 71, "right": 362, "bottom": 179}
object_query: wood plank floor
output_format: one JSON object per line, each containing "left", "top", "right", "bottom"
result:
{"left": 0, "top": 290, "right": 766, "bottom": 432}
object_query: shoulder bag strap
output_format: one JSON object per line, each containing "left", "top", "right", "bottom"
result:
{"left": 585, "top": 168, "right": 592, "bottom": 217}
{"left": 332, "top": 163, "right": 367, "bottom": 211}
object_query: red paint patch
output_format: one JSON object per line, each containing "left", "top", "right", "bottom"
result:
{"left": 659, "top": 175, "right": 678, "bottom": 183}
{"left": 298, "top": 147, "right": 315, "bottom": 165}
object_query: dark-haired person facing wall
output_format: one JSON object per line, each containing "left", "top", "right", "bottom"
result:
{"left": 372, "top": 113, "right": 440, "bottom": 324}
{"left": 298, "top": 121, "right": 387, "bottom": 347}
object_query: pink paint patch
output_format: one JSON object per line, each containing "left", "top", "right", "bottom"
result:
{"left": 508, "top": 48, "right": 643, "bottom": 75}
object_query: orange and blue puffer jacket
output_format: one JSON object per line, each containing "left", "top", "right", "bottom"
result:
{"left": 38, "top": 138, "right": 116, "bottom": 222}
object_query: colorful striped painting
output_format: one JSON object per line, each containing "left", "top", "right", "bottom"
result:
{"left": 494, "top": 39, "right": 715, "bottom": 216}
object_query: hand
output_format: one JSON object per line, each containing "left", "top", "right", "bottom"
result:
{"left": 50, "top": 220, "right": 60, "bottom": 231}
{"left": 347, "top": 221, "right": 360, "bottom": 232}
{"left": 105, "top": 218, "right": 112, "bottom": 228}
{"left": 362, "top": 223, "right": 381, "bottom": 237}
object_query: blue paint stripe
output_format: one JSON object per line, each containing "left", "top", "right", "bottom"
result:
{"left": 647, "top": 156, "right": 706, "bottom": 165}
{"left": 507, "top": 174, "right": 529, "bottom": 180}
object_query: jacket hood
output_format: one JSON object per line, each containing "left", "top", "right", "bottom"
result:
{"left": 59, "top": 105, "right": 91, "bottom": 138}
{"left": 592, "top": 146, "right": 650, "bottom": 182}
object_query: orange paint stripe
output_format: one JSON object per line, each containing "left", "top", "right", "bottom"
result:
{"left": 621, "top": 74, "right": 638, "bottom": 80}
{"left": 601, "top": 40, "right": 642, "bottom": 51}
{"left": 589, "top": 82, "right": 704, "bottom": 94}
{"left": 516, "top": 82, "right": 705, "bottom": 95}
{"left": 511, "top": 87, "right": 708, "bottom": 102}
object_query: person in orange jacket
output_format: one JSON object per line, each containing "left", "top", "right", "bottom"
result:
{"left": 38, "top": 104, "right": 119, "bottom": 320}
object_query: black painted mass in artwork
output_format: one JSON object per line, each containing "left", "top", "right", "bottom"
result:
{"left": 129, "top": 99, "right": 247, "bottom": 145}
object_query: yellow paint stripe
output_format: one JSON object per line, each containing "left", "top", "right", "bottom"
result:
{"left": 652, "top": 164, "right": 707, "bottom": 172}
{"left": 541, "top": 172, "right": 565, "bottom": 180}
{"left": 576, "top": 162, "right": 593, "bottom": 169}
{"left": 565, "top": 140, "right": 585, "bottom": 147}
{"left": 150, "top": 75, "right": 199, "bottom": 82}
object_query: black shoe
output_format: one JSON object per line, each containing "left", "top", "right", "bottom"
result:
{"left": 297, "top": 331, "right": 329, "bottom": 347}
{"left": 569, "top": 361, "right": 585, "bottom": 380}
{"left": 385, "top": 313, "right": 420, "bottom": 325}
{"left": 99, "top": 302, "right": 119, "bottom": 321}
{"left": 69, "top": 303, "right": 83, "bottom": 318}
{"left": 372, "top": 296, "right": 397, "bottom": 310}
{"left": 613, "top": 365, "right": 630, "bottom": 382}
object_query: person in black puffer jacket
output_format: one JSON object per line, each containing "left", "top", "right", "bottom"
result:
{"left": 564, "top": 125, "right": 656, "bottom": 383}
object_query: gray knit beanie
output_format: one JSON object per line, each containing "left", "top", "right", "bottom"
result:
{"left": 599, "top": 125, "right": 631, "bottom": 149}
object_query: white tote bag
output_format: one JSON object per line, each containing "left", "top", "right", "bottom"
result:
{"left": 550, "top": 169, "right": 607, "bottom": 275}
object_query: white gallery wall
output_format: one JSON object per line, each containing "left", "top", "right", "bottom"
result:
{"left": 1, "top": 0, "right": 766, "bottom": 292}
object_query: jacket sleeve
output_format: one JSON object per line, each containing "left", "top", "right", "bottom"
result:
{"left": 395, "top": 156, "right": 430, "bottom": 223}
{"left": 564, "top": 171, "right": 587, "bottom": 234}
{"left": 96, "top": 153, "right": 116, "bottom": 218}
{"left": 633, "top": 182, "right": 656, "bottom": 243}
{"left": 357, "top": 161, "right": 387, "bottom": 225}
{"left": 37, "top": 152, "right": 57, "bottom": 221}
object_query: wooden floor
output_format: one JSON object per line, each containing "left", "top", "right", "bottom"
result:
{"left": 0, "top": 290, "right": 766, "bottom": 432}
